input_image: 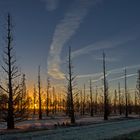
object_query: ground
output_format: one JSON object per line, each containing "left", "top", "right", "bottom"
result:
{"left": 0, "top": 116, "right": 140, "bottom": 140}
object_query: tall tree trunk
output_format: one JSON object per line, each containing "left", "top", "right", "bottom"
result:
{"left": 118, "top": 82, "right": 122, "bottom": 115}
{"left": 124, "top": 69, "right": 128, "bottom": 117}
{"left": 7, "top": 14, "right": 14, "bottom": 129}
{"left": 90, "top": 79, "right": 93, "bottom": 116}
{"left": 68, "top": 46, "right": 75, "bottom": 124}
{"left": 38, "top": 66, "right": 42, "bottom": 120}
{"left": 103, "top": 52, "right": 108, "bottom": 120}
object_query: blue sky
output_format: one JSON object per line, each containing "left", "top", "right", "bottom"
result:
{"left": 0, "top": 0, "right": 140, "bottom": 92}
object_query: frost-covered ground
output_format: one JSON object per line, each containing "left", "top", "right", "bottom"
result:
{"left": 0, "top": 115, "right": 123, "bottom": 130}
{"left": 1, "top": 118, "right": 140, "bottom": 140}
{"left": 0, "top": 115, "right": 140, "bottom": 140}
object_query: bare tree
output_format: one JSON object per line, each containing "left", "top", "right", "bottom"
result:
{"left": 136, "top": 70, "right": 140, "bottom": 115}
{"left": 103, "top": 52, "right": 108, "bottom": 120}
{"left": 95, "top": 86, "right": 98, "bottom": 114}
{"left": 66, "top": 46, "right": 75, "bottom": 124}
{"left": 52, "top": 87, "right": 57, "bottom": 114}
{"left": 38, "top": 66, "right": 42, "bottom": 119}
{"left": 66, "top": 85, "right": 71, "bottom": 116}
{"left": 20, "top": 74, "right": 27, "bottom": 110}
{"left": 89, "top": 79, "right": 93, "bottom": 116}
{"left": 46, "top": 77, "right": 51, "bottom": 116}
{"left": 0, "top": 14, "right": 24, "bottom": 129}
{"left": 137, "top": 70, "right": 140, "bottom": 94}
{"left": 113, "top": 90, "right": 117, "bottom": 114}
{"left": 124, "top": 69, "right": 128, "bottom": 117}
{"left": 15, "top": 74, "right": 29, "bottom": 120}
{"left": 83, "top": 84, "right": 86, "bottom": 115}
{"left": 33, "top": 85, "right": 37, "bottom": 115}
{"left": 118, "top": 82, "right": 122, "bottom": 115}
{"left": 80, "top": 90, "right": 83, "bottom": 116}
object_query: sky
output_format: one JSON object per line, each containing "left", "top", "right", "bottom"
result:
{"left": 0, "top": 0, "right": 140, "bottom": 94}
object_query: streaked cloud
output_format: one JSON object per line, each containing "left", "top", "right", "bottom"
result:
{"left": 77, "top": 64, "right": 140, "bottom": 84}
{"left": 108, "top": 64, "right": 140, "bottom": 75}
{"left": 108, "top": 73, "right": 137, "bottom": 82}
{"left": 95, "top": 57, "right": 119, "bottom": 62}
{"left": 72, "top": 35, "right": 137, "bottom": 59}
{"left": 77, "top": 72, "right": 102, "bottom": 79}
{"left": 42, "top": 0, "right": 59, "bottom": 11}
{"left": 47, "top": 0, "right": 101, "bottom": 79}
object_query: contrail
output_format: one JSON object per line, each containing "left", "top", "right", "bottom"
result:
{"left": 47, "top": 0, "right": 101, "bottom": 79}
{"left": 71, "top": 35, "right": 137, "bottom": 59}
{"left": 77, "top": 64, "right": 140, "bottom": 83}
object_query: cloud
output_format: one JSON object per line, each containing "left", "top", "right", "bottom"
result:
{"left": 77, "top": 72, "right": 102, "bottom": 79}
{"left": 95, "top": 57, "right": 118, "bottom": 62}
{"left": 42, "top": 0, "right": 59, "bottom": 11}
{"left": 77, "top": 64, "right": 140, "bottom": 83}
{"left": 47, "top": 0, "right": 101, "bottom": 79}
{"left": 108, "top": 64, "right": 140, "bottom": 75}
{"left": 71, "top": 35, "right": 137, "bottom": 59}
{"left": 108, "top": 73, "right": 137, "bottom": 82}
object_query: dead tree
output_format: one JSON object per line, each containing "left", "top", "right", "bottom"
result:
{"left": 136, "top": 70, "right": 140, "bottom": 115}
{"left": 103, "top": 52, "right": 108, "bottom": 120}
{"left": 38, "top": 66, "right": 42, "bottom": 119}
{"left": 137, "top": 70, "right": 140, "bottom": 94}
{"left": 134, "top": 91, "right": 138, "bottom": 114}
{"left": 46, "top": 77, "right": 51, "bottom": 116}
{"left": 20, "top": 74, "right": 27, "bottom": 110}
{"left": 95, "top": 86, "right": 98, "bottom": 114}
{"left": 66, "top": 46, "right": 75, "bottom": 124}
{"left": 0, "top": 14, "right": 25, "bottom": 129}
{"left": 113, "top": 90, "right": 117, "bottom": 114}
{"left": 124, "top": 69, "right": 128, "bottom": 117}
{"left": 33, "top": 85, "right": 37, "bottom": 115}
{"left": 118, "top": 82, "right": 122, "bottom": 115}
{"left": 80, "top": 90, "right": 83, "bottom": 115}
{"left": 16, "top": 74, "right": 29, "bottom": 120}
{"left": 52, "top": 87, "right": 57, "bottom": 114}
{"left": 83, "top": 84, "right": 86, "bottom": 115}
{"left": 89, "top": 79, "right": 93, "bottom": 116}
{"left": 66, "top": 85, "right": 71, "bottom": 116}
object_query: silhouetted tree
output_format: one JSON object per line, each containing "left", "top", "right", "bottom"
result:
{"left": 0, "top": 14, "right": 27, "bottom": 129}
{"left": 15, "top": 74, "right": 29, "bottom": 120}
{"left": 46, "top": 77, "right": 51, "bottom": 116}
{"left": 80, "top": 90, "right": 83, "bottom": 115}
{"left": 124, "top": 69, "right": 128, "bottom": 117}
{"left": 103, "top": 52, "right": 109, "bottom": 120}
{"left": 95, "top": 86, "right": 98, "bottom": 114}
{"left": 38, "top": 66, "right": 42, "bottom": 119}
{"left": 136, "top": 70, "right": 140, "bottom": 115}
{"left": 118, "top": 82, "right": 122, "bottom": 115}
{"left": 66, "top": 46, "right": 75, "bottom": 124}
{"left": 113, "top": 90, "right": 117, "bottom": 114}
{"left": 52, "top": 87, "right": 57, "bottom": 114}
{"left": 83, "top": 84, "right": 86, "bottom": 115}
{"left": 89, "top": 79, "right": 93, "bottom": 116}
{"left": 33, "top": 85, "right": 37, "bottom": 115}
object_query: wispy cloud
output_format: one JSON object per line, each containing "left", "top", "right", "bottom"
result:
{"left": 77, "top": 64, "right": 140, "bottom": 83}
{"left": 95, "top": 57, "right": 119, "bottom": 62}
{"left": 72, "top": 35, "right": 137, "bottom": 59}
{"left": 108, "top": 64, "right": 140, "bottom": 75}
{"left": 47, "top": 0, "right": 101, "bottom": 79}
{"left": 42, "top": 0, "right": 59, "bottom": 11}
{"left": 77, "top": 72, "right": 102, "bottom": 79}
{"left": 108, "top": 73, "right": 137, "bottom": 82}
